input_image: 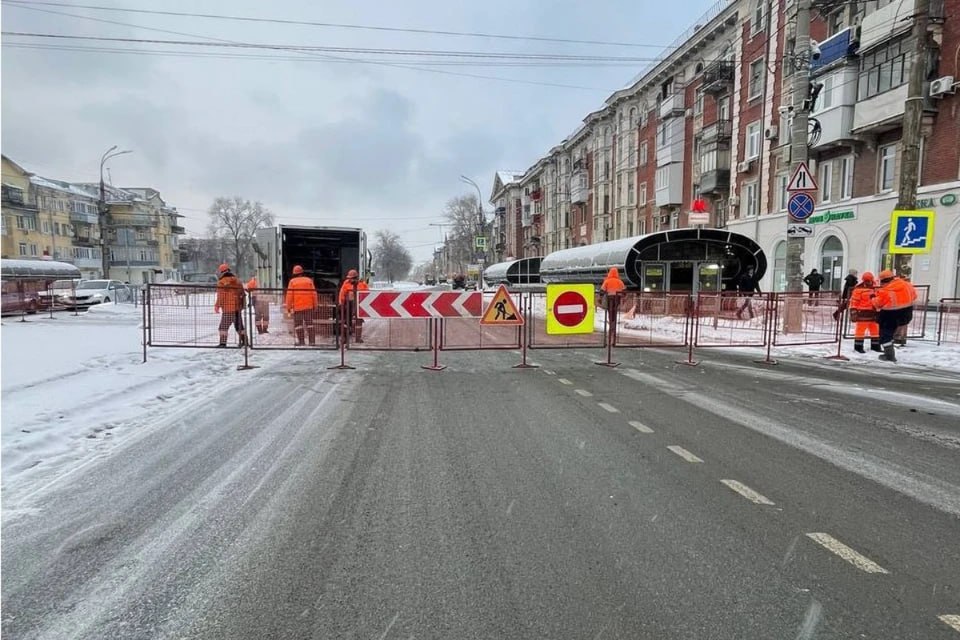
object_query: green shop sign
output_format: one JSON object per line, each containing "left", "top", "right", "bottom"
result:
{"left": 916, "top": 193, "right": 958, "bottom": 208}
{"left": 808, "top": 210, "right": 856, "bottom": 224}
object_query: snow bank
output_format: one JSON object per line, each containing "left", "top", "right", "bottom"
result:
{"left": 1, "top": 309, "right": 288, "bottom": 502}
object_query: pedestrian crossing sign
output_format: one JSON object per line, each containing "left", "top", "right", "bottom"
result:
{"left": 889, "top": 210, "right": 935, "bottom": 254}
{"left": 480, "top": 285, "right": 524, "bottom": 326}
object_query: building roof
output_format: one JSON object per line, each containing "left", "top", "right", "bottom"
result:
{"left": 496, "top": 171, "right": 523, "bottom": 186}
{"left": 29, "top": 175, "right": 98, "bottom": 199}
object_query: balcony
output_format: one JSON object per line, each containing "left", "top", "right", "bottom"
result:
{"left": 812, "top": 67, "right": 858, "bottom": 147}
{"left": 700, "top": 169, "right": 731, "bottom": 196}
{"left": 73, "top": 235, "right": 98, "bottom": 247}
{"left": 701, "top": 60, "right": 735, "bottom": 95}
{"left": 70, "top": 211, "right": 99, "bottom": 225}
{"left": 659, "top": 92, "right": 685, "bottom": 120}
{"left": 569, "top": 171, "right": 588, "bottom": 204}
{"left": 810, "top": 27, "right": 858, "bottom": 75}
{"left": 852, "top": 84, "right": 908, "bottom": 133}
{"left": 112, "top": 214, "right": 157, "bottom": 227}
{"left": 73, "top": 256, "right": 101, "bottom": 270}
{"left": 657, "top": 118, "right": 685, "bottom": 166}
{"left": 700, "top": 119, "right": 732, "bottom": 143}
{"left": 109, "top": 259, "right": 160, "bottom": 267}
{"left": 170, "top": 224, "right": 186, "bottom": 234}
{"left": 655, "top": 165, "right": 684, "bottom": 207}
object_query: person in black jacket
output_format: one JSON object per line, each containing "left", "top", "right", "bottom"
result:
{"left": 804, "top": 268, "right": 825, "bottom": 305}
{"left": 735, "top": 266, "right": 762, "bottom": 320}
{"left": 841, "top": 269, "right": 858, "bottom": 301}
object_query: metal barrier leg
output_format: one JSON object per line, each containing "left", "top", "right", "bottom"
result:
{"left": 754, "top": 295, "right": 778, "bottom": 366}
{"left": 675, "top": 297, "right": 699, "bottom": 366}
{"left": 513, "top": 318, "right": 538, "bottom": 369}
{"left": 329, "top": 305, "right": 355, "bottom": 370}
{"left": 824, "top": 307, "right": 850, "bottom": 362}
{"left": 595, "top": 298, "right": 621, "bottom": 368}
{"left": 421, "top": 318, "right": 446, "bottom": 371}
{"left": 142, "top": 290, "right": 148, "bottom": 364}
{"left": 237, "top": 303, "right": 258, "bottom": 371}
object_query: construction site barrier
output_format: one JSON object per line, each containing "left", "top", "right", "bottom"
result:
{"left": 937, "top": 298, "right": 960, "bottom": 345}
{"left": 614, "top": 292, "right": 692, "bottom": 348}
{"left": 525, "top": 291, "right": 607, "bottom": 350}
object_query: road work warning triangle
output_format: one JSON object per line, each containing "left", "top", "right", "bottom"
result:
{"left": 480, "top": 285, "right": 524, "bottom": 326}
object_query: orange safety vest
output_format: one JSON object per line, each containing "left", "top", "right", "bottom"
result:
{"left": 849, "top": 284, "right": 876, "bottom": 311}
{"left": 338, "top": 279, "right": 369, "bottom": 305}
{"left": 214, "top": 273, "right": 245, "bottom": 312}
{"left": 873, "top": 278, "right": 915, "bottom": 311}
{"left": 285, "top": 276, "right": 319, "bottom": 312}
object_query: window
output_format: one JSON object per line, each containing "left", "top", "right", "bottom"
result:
{"left": 659, "top": 122, "right": 668, "bottom": 146}
{"left": 752, "top": 0, "right": 766, "bottom": 34}
{"left": 829, "top": 11, "right": 845, "bottom": 36}
{"left": 718, "top": 96, "right": 730, "bottom": 121}
{"left": 640, "top": 182, "right": 648, "bottom": 205}
{"left": 43, "top": 221, "right": 51, "bottom": 234}
{"left": 628, "top": 142, "right": 637, "bottom": 167}
{"left": 779, "top": 111, "right": 793, "bottom": 145}
{"left": 619, "top": 112, "right": 625, "bottom": 133}
{"left": 628, "top": 174, "right": 636, "bottom": 205}
{"left": 629, "top": 107, "right": 637, "bottom": 129}
{"left": 16, "top": 216, "right": 25, "bottom": 229}
{"left": 29, "top": 244, "right": 38, "bottom": 256}
{"left": 671, "top": 212, "right": 679, "bottom": 229}
{"left": 772, "top": 241, "right": 787, "bottom": 291}
{"left": 840, "top": 156, "right": 854, "bottom": 199}
{"left": 816, "top": 75, "right": 835, "bottom": 111}
{"left": 820, "top": 161, "right": 833, "bottom": 203}
{"left": 858, "top": 37, "right": 909, "bottom": 100}
{"left": 879, "top": 143, "right": 897, "bottom": 191}
{"left": 639, "top": 218, "right": 647, "bottom": 235}
{"left": 640, "top": 141, "right": 648, "bottom": 165}
{"left": 656, "top": 167, "right": 669, "bottom": 190}
{"left": 744, "top": 181, "right": 759, "bottom": 217}
{"left": 746, "top": 121, "right": 762, "bottom": 159}
{"left": 695, "top": 91, "right": 704, "bottom": 115}
{"left": 777, "top": 173, "right": 789, "bottom": 210}
{"left": 617, "top": 174, "right": 623, "bottom": 203}
{"left": 54, "top": 222, "right": 61, "bottom": 236}
{"left": 749, "top": 59, "right": 765, "bottom": 99}
{"left": 18, "top": 242, "right": 27, "bottom": 256}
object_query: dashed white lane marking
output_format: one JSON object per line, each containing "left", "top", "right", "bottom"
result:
{"left": 543, "top": 370, "right": 556, "bottom": 375}
{"left": 805, "top": 533, "right": 890, "bottom": 574}
{"left": 558, "top": 378, "right": 573, "bottom": 385}
{"left": 667, "top": 445, "right": 703, "bottom": 463}
{"left": 720, "top": 479, "right": 775, "bottom": 505}
{"left": 629, "top": 420, "right": 654, "bottom": 433}
{"left": 939, "top": 615, "right": 960, "bottom": 633}
{"left": 575, "top": 389, "right": 593, "bottom": 397}
{"left": 598, "top": 402, "right": 619, "bottom": 413}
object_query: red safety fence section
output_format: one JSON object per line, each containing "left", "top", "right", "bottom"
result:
{"left": 694, "top": 292, "right": 771, "bottom": 348}
{"left": 614, "top": 292, "right": 691, "bottom": 348}
{"left": 525, "top": 291, "right": 607, "bottom": 349}
{"left": 772, "top": 293, "right": 843, "bottom": 347}
{"left": 247, "top": 288, "right": 338, "bottom": 350}
{"left": 937, "top": 298, "right": 960, "bottom": 345}
{"left": 347, "top": 315, "right": 433, "bottom": 351}
{"left": 147, "top": 284, "right": 226, "bottom": 348}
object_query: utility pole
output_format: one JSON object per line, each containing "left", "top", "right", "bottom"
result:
{"left": 786, "top": 0, "right": 812, "bottom": 293}
{"left": 98, "top": 146, "right": 132, "bottom": 279}
{"left": 894, "top": 0, "right": 931, "bottom": 279}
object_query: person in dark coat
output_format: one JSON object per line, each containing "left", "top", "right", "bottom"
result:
{"left": 804, "top": 268, "right": 825, "bottom": 305}
{"left": 735, "top": 266, "right": 761, "bottom": 320}
{"left": 841, "top": 269, "right": 858, "bottom": 301}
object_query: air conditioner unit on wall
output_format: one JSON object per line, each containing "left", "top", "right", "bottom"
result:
{"left": 737, "top": 160, "right": 753, "bottom": 173}
{"left": 930, "top": 76, "right": 956, "bottom": 98}
{"left": 729, "top": 196, "right": 740, "bottom": 207}
{"left": 765, "top": 125, "right": 779, "bottom": 140}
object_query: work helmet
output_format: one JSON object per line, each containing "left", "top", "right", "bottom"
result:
{"left": 292, "top": 265, "right": 304, "bottom": 275}
{"left": 878, "top": 269, "right": 895, "bottom": 281}
{"left": 347, "top": 269, "right": 359, "bottom": 279}
{"left": 861, "top": 272, "right": 874, "bottom": 282}
{"left": 218, "top": 263, "right": 230, "bottom": 274}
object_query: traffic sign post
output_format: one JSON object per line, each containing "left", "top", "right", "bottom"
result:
{"left": 787, "top": 162, "right": 818, "bottom": 192}
{"left": 889, "top": 210, "right": 935, "bottom": 254}
{"left": 787, "top": 223, "right": 813, "bottom": 238}
{"left": 480, "top": 285, "right": 523, "bottom": 326}
{"left": 546, "top": 284, "right": 595, "bottom": 335}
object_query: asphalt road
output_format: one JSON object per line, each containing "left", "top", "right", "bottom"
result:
{"left": 2, "top": 341, "right": 959, "bottom": 639}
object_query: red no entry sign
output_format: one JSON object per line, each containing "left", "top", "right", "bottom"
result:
{"left": 553, "top": 290, "right": 588, "bottom": 327}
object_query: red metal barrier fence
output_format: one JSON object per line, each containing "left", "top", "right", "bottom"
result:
{"left": 145, "top": 285, "right": 956, "bottom": 370}
{"left": 937, "top": 298, "right": 960, "bottom": 345}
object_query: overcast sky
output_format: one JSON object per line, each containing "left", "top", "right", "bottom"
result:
{"left": 2, "top": 0, "right": 715, "bottom": 263}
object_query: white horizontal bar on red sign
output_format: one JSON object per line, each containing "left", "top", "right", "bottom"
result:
{"left": 358, "top": 291, "right": 482, "bottom": 318}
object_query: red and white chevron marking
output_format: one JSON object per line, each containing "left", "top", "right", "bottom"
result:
{"left": 357, "top": 291, "right": 483, "bottom": 318}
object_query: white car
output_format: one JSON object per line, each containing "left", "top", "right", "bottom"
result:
{"left": 61, "top": 279, "right": 129, "bottom": 308}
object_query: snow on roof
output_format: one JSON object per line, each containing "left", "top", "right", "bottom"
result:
{"left": 29, "top": 176, "right": 98, "bottom": 199}
{"left": 1, "top": 258, "right": 82, "bottom": 279}
{"left": 496, "top": 171, "right": 523, "bottom": 186}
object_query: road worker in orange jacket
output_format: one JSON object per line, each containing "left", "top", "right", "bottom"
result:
{"left": 600, "top": 267, "right": 627, "bottom": 335}
{"left": 285, "top": 265, "right": 319, "bottom": 346}
{"left": 213, "top": 264, "right": 247, "bottom": 348}
{"left": 247, "top": 277, "right": 270, "bottom": 335}
{"left": 893, "top": 277, "right": 918, "bottom": 347}
{"left": 848, "top": 271, "right": 880, "bottom": 354}
{"left": 338, "top": 269, "right": 369, "bottom": 343}
{"left": 872, "top": 269, "right": 916, "bottom": 362}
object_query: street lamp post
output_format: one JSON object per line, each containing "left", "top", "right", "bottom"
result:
{"left": 98, "top": 146, "right": 133, "bottom": 278}
{"left": 459, "top": 175, "right": 487, "bottom": 286}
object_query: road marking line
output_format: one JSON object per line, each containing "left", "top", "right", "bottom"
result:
{"left": 575, "top": 389, "right": 593, "bottom": 397}
{"left": 543, "top": 370, "right": 556, "bottom": 375}
{"left": 598, "top": 402, "right": 619, "bottom": 413}
{"left": 940, "top": 615, "right": 960, "bottom": 633}
{"left": 805, "top": 533, "right": 890, "bottom": 574}
{"left": 667, "top": 445, "right": 703, "bottom": 463}
{"left": 558, "top": 378, "right": 573, "bottom": 385}
{"left": 629, "top": 420, "right": 654, "bottom": 433}
{"left": 720, "top": 479, "right": 775, "bottom": 505}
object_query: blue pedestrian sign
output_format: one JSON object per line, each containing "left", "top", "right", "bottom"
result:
{"left": 889, "top": 210, "right": 935, "bottom": 254}
{"left": 788, "top": 193, "right": 816, "bottom": 221}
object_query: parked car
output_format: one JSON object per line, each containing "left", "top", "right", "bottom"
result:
{"left": 61, "top": 279, "right": 129, "bottom": 308}
{"left": 174, "top": 272, "right": 219, "bottom": 294}
{"left": 37, "top": 279, "right": 80, "bottom": 308}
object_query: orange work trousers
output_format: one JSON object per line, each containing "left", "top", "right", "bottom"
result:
{"left": 854, "top": 321, "right": 879, "bottom": 338}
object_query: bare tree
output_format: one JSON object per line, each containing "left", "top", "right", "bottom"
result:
{"left": 372, "top": 230, "right": 413, "bottom": 283}
{"left": 207, "top": 196, "right": 274, "bottom": 277}
{"left": 443, "top": 194, "right": 480, "bottom": 273}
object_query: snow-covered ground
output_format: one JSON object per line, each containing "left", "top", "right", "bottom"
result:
{"left": 1, "top": 304, "right": 288, "bottom": 503}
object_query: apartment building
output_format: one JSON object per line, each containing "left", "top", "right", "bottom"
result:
{"left": 492, "top": 0, "right": 960, "bottom": 299}
{"left": 1, "top": 155, "right": 184, "bottom": 283}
